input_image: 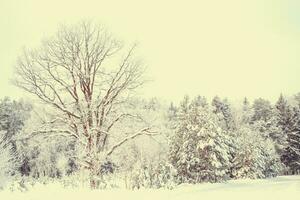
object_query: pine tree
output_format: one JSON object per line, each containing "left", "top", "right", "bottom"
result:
{"left": 167, "top": 102, "right": 178, "bottom": 121}
{"left": 169, "top": 96, "right": 231, "bottom": 183}
{"left": 231, "top": 126, "right": 282, "bottom": 179}
{"left": 281, "top": 106, "right": 300, "bottom": 174}
{"left": 270, "top": 95, "right": 291, "bottom": 157}
{"left": 294, "top": 93, "right": 300, "bottom": 107}
{"left": 229, "top": 98, "right": 283, "bottom": 179}
{"left": 275, "top": 94, "right": 293, "bottom": 131}
{"left": 212, "top": 96, "right": 223, "bottom": 114}
{"left": 168, "top": 96, "right": 190, "bottom": 182}
{"left": 250, "top": 97, "right": 285, "bottom": 156}
{"left": 251, "top": 98, "right": 273, "bottom": 123}
{"left": 241, "top": 97, "right": 252, "bottom": 124}
{"left": 211, "top": 96, "right": 235, "bottom": 131}
{"left": 192, "top": 95, "right": 208, "bottom": 108}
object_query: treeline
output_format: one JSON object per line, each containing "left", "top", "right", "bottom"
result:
{"left": 0, "top": 93, "right": 299, "bottom": 189}
{"left": 168, "top": 94, "right": 300, "bottom": 184}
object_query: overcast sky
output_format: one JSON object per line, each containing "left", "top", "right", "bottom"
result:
{"left": 1, "top": 0, "right": 300, "bottom": 103}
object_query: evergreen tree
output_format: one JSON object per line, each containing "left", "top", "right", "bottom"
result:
{"left": 251, "top": 98, "right": 273, "bottom": 123}
{"left": 281, "top": 106, "right": 300, "bottom": 174}
{"left": 192, "top": 95, "right": 208, "bottom": 108}
{"left": 275, "top": 94, "right": 293, "bottom": 131}
{"left": 241, "top": 97, "right": 252, "bottom": 124}
{"left": 229, "top": 98, "right": 283, "bottom": 179}
{"left": 167, "top": 102, "right": 178, "bottom": 121}
{"left": 211, "top": 96, "right": 235, "bottom": 131}
{"left": 271, "top": 95, "right": 291, "bottom": 156}
{"left": 169, "top": 96, "right": 231, "bottom": 183}
{"left": 212, "top": 96, "right": 223, "bottom": 114}
{"left": 250, "top": 98, "right": 284, "bottom": 152}
{"left": 294, "top": 93, "right": 300, "bottom": 107}
{"left": 231, "top": 126, "right": 282, "bottom": 179}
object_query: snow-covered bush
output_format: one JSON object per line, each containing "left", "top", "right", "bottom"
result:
{"left": 126, "top": 159, "right": 177, "bottom": 189}
{"left": 16, "top": 134, "right": 78, "bottom": 179}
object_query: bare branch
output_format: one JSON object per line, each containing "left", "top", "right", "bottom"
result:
{"left": 106, "top": 127, "right": 159, "bottom": 156}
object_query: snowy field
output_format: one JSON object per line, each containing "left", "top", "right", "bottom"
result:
{"left": 1, "top": 175, "right": 299, "bottom": 200}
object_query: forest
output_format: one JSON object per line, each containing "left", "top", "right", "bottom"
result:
{"left": 0, "top": 22, "right": 300, "bottom": 191}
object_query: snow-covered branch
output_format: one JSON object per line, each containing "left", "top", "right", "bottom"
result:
{"left": 106, "top": 127, "right": 159, "bottom": 156}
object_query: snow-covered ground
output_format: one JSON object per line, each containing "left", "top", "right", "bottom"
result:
{"left": 1, "top": 175, "right": 299, "bottom": 200}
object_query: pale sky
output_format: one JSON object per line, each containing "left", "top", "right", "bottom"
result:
{"left": 1, "top": 0, "right": 300, "bottom": 103}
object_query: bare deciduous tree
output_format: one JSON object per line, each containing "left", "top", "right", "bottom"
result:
{"left": 14, "top": 21, "right": 157, "bottom": 188}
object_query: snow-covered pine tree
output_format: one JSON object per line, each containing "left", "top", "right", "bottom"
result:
{"left": 169, "top": 96, "right": 231, "bottom": 183}
{"left": 275, "top": 95, "right": 294, "bottom": 132}
{"left": 167, "top": 102, "right": 178, "bottom": 121}
{"left": 168, "top": 96, "right": 190, "bottom": 182}
{"left": 251, "top": 111, "right": 286, "bottom": 156}
{"left": 230, "top": 125, "right": 282, "bottom": 179}
{"left": 271, "top": 95, "right": 291, "bottom": 157}
{"left": 211, "top": 97, "right": 237, "bottom": 178}
{"left": 281, "top": 106, "right": 300, "bottom": 174}
{"left": 211, "top": 96, "right": 235, "bottom": 131}
{"left": 248, "top": 97, "right": 284, "bottom": 171}
{"left": 251, "top": 98, "right": 273, "bottom": 123}
{"left": 229, "top": 98, "right": 283, "bottom": 179}
{"left": 193, "top": 95, "right": 208, "bottom": 108}
{"left": 294, "top": 92, "right": 300, "bottom": 107}
{"left": 241, "top": 97, "right": 252, "bottom": 125}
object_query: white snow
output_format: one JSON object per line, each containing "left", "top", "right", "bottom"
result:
{"left": 1, "top": 175, "right": 299, "bottom": 200}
